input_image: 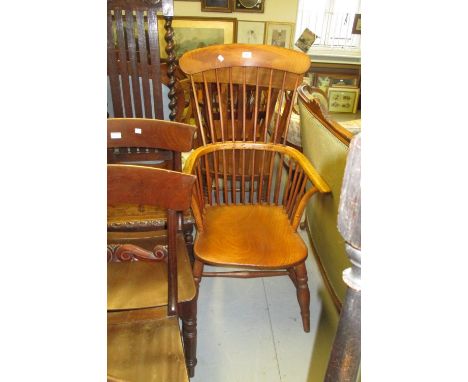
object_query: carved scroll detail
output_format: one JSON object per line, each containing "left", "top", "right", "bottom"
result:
{"left": 107, "top": 244, "right": 168, "bottom": 262}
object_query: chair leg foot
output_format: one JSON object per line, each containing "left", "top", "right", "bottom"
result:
{"left": 295, "top": 262, "right": 310, "bottom": 333}
{"left": 180, "top": 300, "right": 197, "bottom": 378}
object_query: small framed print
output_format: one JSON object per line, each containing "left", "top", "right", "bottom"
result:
{"left": 328, "top": 87, "right": 360, "bottom": 113}
{"left": 234, "top": 0, "right": 264, "bottom": 13}
{"left": 237, "top": 20, "right": 265, "bottom": 44}
{"left": 265, "top": 22, "right": 294, "bottom": 49}
{"left": 352, "top": 14, "right": 361, "bottom": 34}
{"left": 201, "top": 0, "right": 233, "bottom": 13}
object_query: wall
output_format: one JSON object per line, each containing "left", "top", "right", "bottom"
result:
{"left": 174, "top": 0, "right": 299, "bottom": 23}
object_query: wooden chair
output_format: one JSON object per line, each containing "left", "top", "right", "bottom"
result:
{"left": 179, "top": 44, "right": 311, "bottom": 146}
{"left": 107, "top": 164, "right": 198, "bottom": 380}
{"left": 107, "top": 118, "right": 197, "bottom": 270}
{"left": 183, "top": 141, "right": 330, "bottom": 332}
{"left": 107, "top": 0, "right": 178, "bottom": 121}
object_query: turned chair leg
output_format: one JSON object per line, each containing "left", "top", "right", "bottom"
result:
{"left": 180, "top": 300, "right": 198, "bottom": 378}
{"left": 294, "top": 262, "right": 310, "bottom": 333}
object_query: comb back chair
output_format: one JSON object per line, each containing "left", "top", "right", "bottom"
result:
{"left": 184, "top": 141, "right": 330, "bottom": 332}
{"left": 179, "top": 44, "right": 311, "bottom": 146}
{"left": 107, "top": 164, "right": 198, "bottom": 379}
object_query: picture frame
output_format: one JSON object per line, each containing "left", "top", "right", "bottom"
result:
{"left": 157, "top": 16, "right": 237, "bottom": 59}
{"left": 234, "top": 0, "right": 264, "bottom": 13}
{"left": 264, "top": 22, "right": 295, "bottom": 49}
{"left": 352, "top": 14, "right": 361, "bottom": 34}
{"left": 295, "top": 28, "right": 317, "bottom": 53}
{"left": 236, "top": 20, "right": 265, "bottom": 44}
{"left": 201, "top": 0, "right": 233, "bottom": 13}
{"left": 328, "top": 87, "right": 360, "bottom": 114}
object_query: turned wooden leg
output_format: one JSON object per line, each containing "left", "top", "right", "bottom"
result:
{"left": 295, "top": 262, "right": 310, "bottom": 333}
{"left": 180, "top": 300, "right": 198, "bottom": 378}
{"left": 287, "top": 267, "right": 298, "bottom": 288}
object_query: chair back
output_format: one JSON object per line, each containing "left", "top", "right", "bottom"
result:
{"left": 297, "top": 83, "right": 353, "bottom": 308}
{"left": 107, "top": 118, "right": 196, "bottom": 171}
{"left": 179, "top": 44, "right": 311, "bottom": 146}
{"left": 107, "top": 0, "right": 176, "bottom": 120}
{"left": 108, "top": 164, "right": 196, "bottom": 314}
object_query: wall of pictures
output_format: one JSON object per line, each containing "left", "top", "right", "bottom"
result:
{"left": 174, "top": 0, "right": 298, "bottom": 23}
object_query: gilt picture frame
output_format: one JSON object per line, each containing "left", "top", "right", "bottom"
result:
{"left": 157, "top": 16, "right": 237, "bottom": 58}
{"left": 264, "top": 22, "right": 294, "bottom": 49}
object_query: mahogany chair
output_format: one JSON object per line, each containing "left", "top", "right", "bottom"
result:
{"left": 107, "top": 0, "right": 178, "bottom": 121}
{"left": 179, "top": 44, "right": 311, "bottom": 147}
{"left": 107, "top": 118, "right": 197, "bottom": 266}
{"left": 184, "top": 141, "right": 331, "bottom": 332}
{"left": 107, "top": 164, "right": 198, "bottom": 379}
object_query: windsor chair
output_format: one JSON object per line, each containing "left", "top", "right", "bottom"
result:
{"left": 184, "top": 141, "right": 330, "bottom": 332}
{"left": 107, "top": 164, "right": 198, "bottom": 380}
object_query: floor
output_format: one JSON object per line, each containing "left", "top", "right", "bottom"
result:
{"left": 190, "top": 228, "right": 325, "bottom": 382}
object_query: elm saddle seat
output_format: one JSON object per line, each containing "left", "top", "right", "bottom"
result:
{"left": 107, "top": 165, "right": 198, "bottom": 379}
{"left": 184, "top": 142, "right": 330, "bottom": 333}
{"left": 107, "top": 118, "right": 197, "bottom": 260}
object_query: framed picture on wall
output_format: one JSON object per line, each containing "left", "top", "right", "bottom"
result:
{"left": 201, "top": 0, "right": 233, "bottom": 13}
{"left": 352, "top": 14, "right": 361, "bottom": 34}
{"left": 234, "top": 0, "right": 264, "bottom": 13}
{"left": 157, "top": 16, "right": 237, "bottom": 58}
{"left": 265, "top": 22, "right": 295, "bottom": 49}
{"left": 237, "top": 20, "right": 265, "bottom": 44}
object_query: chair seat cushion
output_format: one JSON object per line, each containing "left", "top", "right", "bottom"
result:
{"left": 107, "top": 233, "right": 196, "bottom": 310}
{"left": 195, "top": 205, "right": 307, "bottom": 268}
{"left": 108, "top": 316, "right": 188, "bottom": 382}
{"left": 107, "top": 203, "right": 194, "bottom": 231}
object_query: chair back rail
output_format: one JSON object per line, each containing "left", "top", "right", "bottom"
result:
{"left": 179, "top": 44, "right": 311, "bottom": 146}
{"left": 107, "top": 118, "right": 195, "bottom": 171}
{"left": 107, "top": 0, "right": 177, "bottom": 120}
{"left": 183, "top": 142, "right": 330, "bottom": 231}
{"left": 108, "top": 165, "right": 195, "bottom": 211}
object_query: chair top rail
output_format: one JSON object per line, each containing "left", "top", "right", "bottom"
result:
{"left": 108, "top": 164, "right": 196, "bottom": 211}
{"left": 179, "top": 44, "right": 311, "bottom": 75}
{"left": 108, "top": 118, "right": 196, "bottom": 152}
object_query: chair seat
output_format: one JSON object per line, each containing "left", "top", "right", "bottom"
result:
{"left": 107, "top": 203, "right": 194, "bottom": 231}
{"left": 195, "top": 204, "right": 307, "bottom": 268}
{"left": 108, "top": 316, "right": 189, "bottom": 382}
{"left": 108, "top": 233, "right": 196, "bottom": 310}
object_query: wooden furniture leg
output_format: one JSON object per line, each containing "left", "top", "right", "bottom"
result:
{"left": 295, "top": 262, "right": 311, "bottom": 333}
{"left": 192, "top": 259, "right": 204, "bottom": 290}
{"left": 180, "top": 300, "right": 198, "bottom": 378}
